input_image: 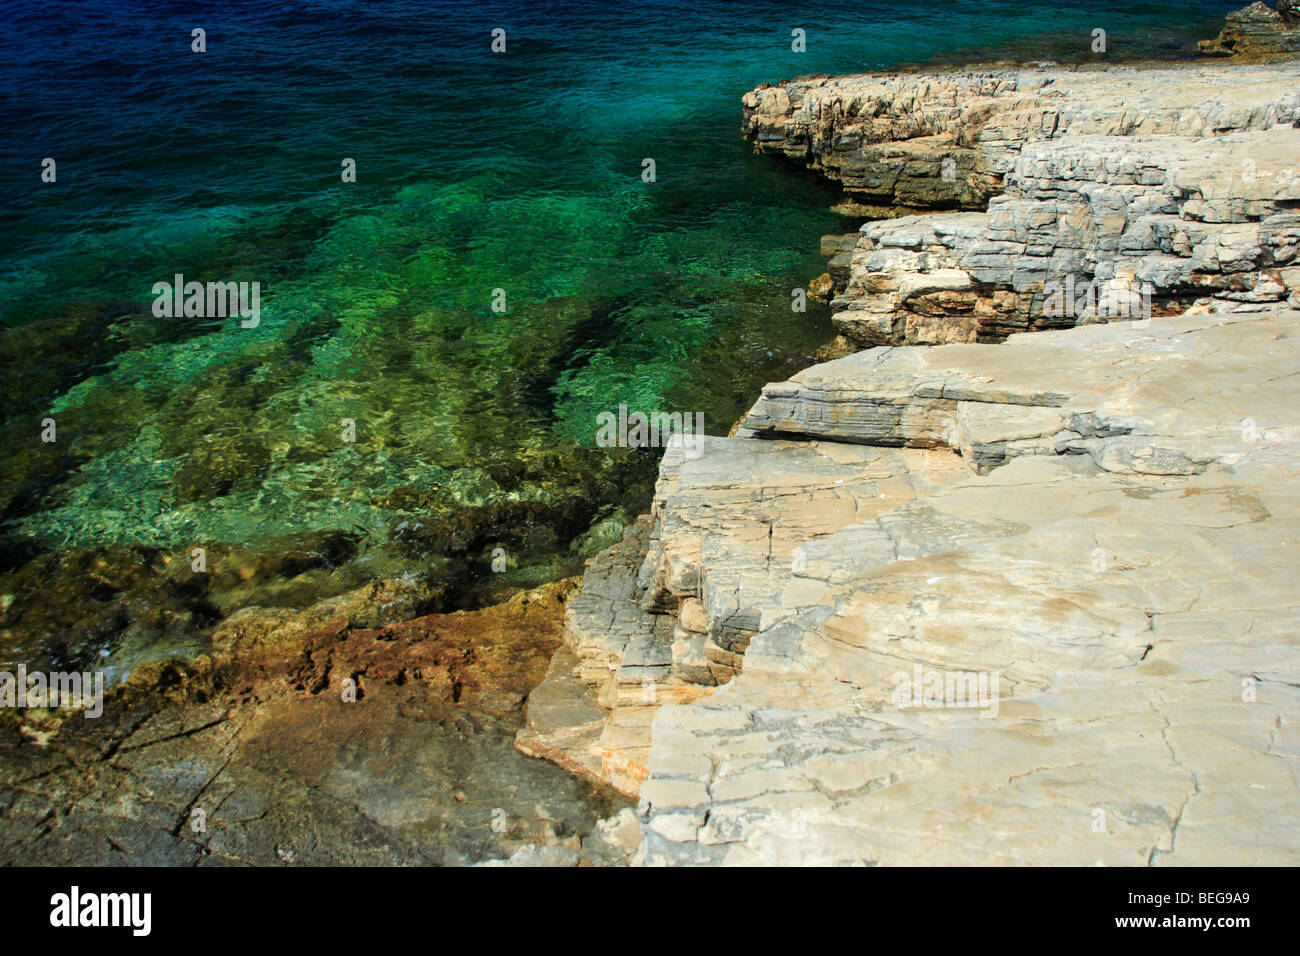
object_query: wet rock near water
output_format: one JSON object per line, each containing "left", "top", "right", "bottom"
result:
{"left": 0, "top": 530, "right": 442, "bottom": 677}
{"left": 0, "top": 579, "right": 632, "bottom": 866}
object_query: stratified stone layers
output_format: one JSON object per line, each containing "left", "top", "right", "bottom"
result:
{"left": 744, "top": 63, "right": 1300, "bottom": 346}
{"left": 523, "top": 308, "right": 1300, "bottom": 865}
{"left": 1201, "top": 2, "right": 1300, "bottom": 58}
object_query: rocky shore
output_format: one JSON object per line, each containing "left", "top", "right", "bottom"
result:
{"left": 6, "top": 11, "right": 1300, "bottom": 869}
{"left": 1201, "top": 1, "right": 1300, "bottom": 58}
{"left": 1, "top": 579, "right": 636, "bottom": 866}
{"left": 745, "top": 61, "right": 1299, "bottom": 346}
{"left": 519, "top": 53, "right": 1300, "bottom": 863}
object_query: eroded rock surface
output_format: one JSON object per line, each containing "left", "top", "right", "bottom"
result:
{"left": 1, "top": 580, "right": 632, "bottom": 866}
{"left": 517, "top": 517, "right": 716, "bottom": 796}
{"left": 1201, "top": 2, "right": 1300, "bottom": 59}
{"left": 744, "top": 63, "right": 1300, "bottom": 346}
{"left": 517, "top": 61, "right": 1300, "bottom": 865}
{"left": 556, "top": 308, "right": 1299, "bottom": 865}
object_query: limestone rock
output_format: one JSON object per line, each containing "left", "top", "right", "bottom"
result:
{"left": 526, "top": 300, "right": 1300, "bottom": 864}
{"left": 510, "top": 60, "right": 1300, "bottom": 866}
{"left": 746, "top": 63, "right": 1300, "bottom": 347}
{"left": 629, "top": 308, "right": 1300, "bottom": 865}
{"left": 1201, "top": 3, "right": 1300, "bottom": 58}
{"left": 516, "top": 517, "right": 714, "bottom": 796}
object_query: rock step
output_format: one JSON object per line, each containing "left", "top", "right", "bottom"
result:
{"left": 740, "top": 308, "right": 1299, "bottom": 477}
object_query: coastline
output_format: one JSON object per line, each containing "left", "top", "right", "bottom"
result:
{"left": 5, "top": 8, "right": 1300, "bottom": 867}
{"left": 1, "top": 577, "right": 638, "bottom": 866}
{"left": 517, "top": 50, "right": 1300, "bottom": 863}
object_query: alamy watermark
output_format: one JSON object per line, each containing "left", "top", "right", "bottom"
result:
{"left": 595, "top": 405, "right": 705, "bottom": 457}
{"left": 889, "top": 664, "right": 999, "bottom": 718}
{"left": 50, "top": 886, "right": 150, "bottom": 936}
{"left": 0, "top": 666, "right": 105, "bottom": 718}
{"left": 152, "top": 273, "right": 261, "bottom": 328}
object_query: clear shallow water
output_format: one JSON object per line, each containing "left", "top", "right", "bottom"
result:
{"left": 0, "top": 0, "right": 1241, "bottom": 669}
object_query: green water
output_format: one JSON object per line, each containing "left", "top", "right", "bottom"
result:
{"left": 0, "top": 0, "right": 1237, "bottom": 673}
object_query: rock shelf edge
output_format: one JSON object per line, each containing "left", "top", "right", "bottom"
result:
{"left": 517, "top": 57, "right": 1300, "bottom": 866}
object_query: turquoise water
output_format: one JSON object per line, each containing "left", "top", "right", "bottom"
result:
{"left": 0, "top": 0, "right": 1240, "bottom": 669}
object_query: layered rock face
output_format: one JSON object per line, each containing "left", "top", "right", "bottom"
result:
{"left": 517, "top": 518, "right": 707, "bottom": 797}
{"left": 1201, "top": 2, "right": 1300, "bottom": 58}
{"left": 744, "top": 63, "right": 1300, "bottom": 346}
{"left": 520, "top": 61, "right": 1300, "bottom": 865}
{"left": 518, "top": 441, "right": 923, "bottom": 796}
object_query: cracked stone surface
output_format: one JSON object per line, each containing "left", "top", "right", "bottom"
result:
{"left": 737, "top": 307, "right": 1299, "bottom": 475}
{"left": 521, "top": 306, "right": 1300, "bottom": 864}
{"left": 638, "top": 309, "right": 1300, "bottom": 865}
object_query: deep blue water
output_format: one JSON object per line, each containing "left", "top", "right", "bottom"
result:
{"left": 0, "top": 0, "right": 1244, "bottom": 668}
